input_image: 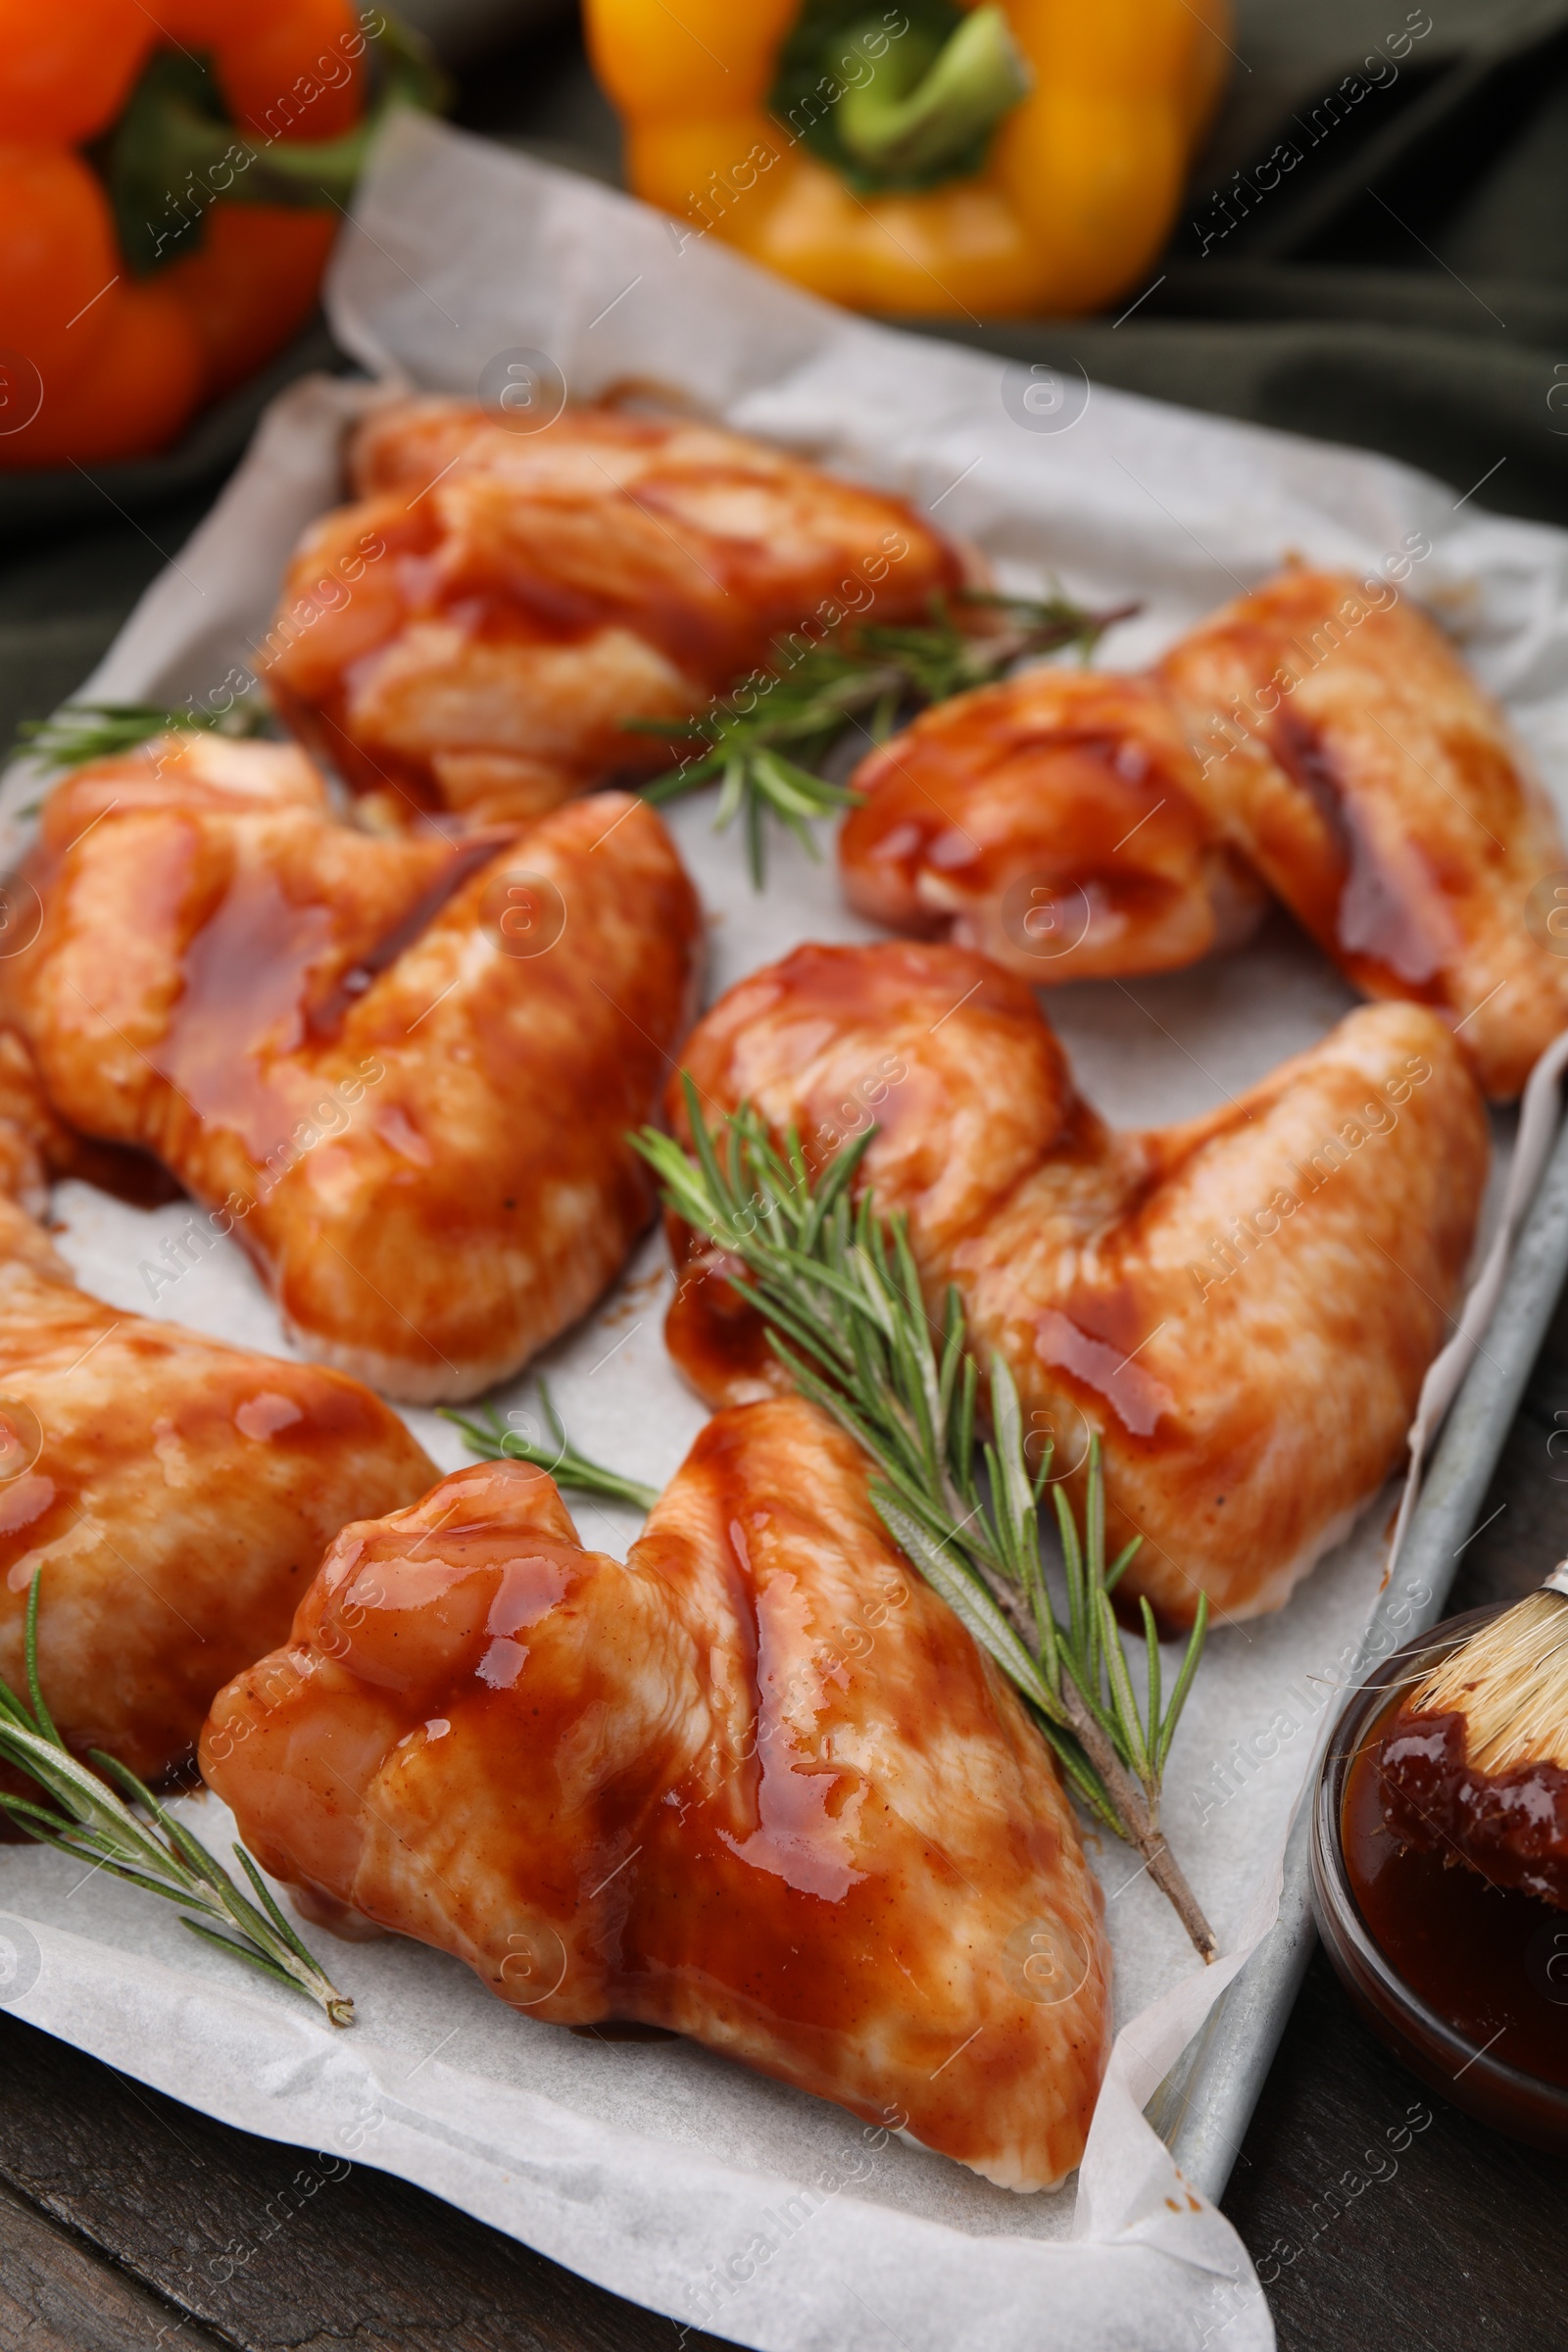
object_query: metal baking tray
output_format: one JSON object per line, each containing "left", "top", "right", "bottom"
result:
{"left": 1152, "top": 1107, "right": 1568, "bottom": 2195}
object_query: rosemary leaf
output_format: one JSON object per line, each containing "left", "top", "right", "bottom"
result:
{"left": 0, "top": 1572, "right": 354, "bottom": 2026}
{"left": 633, "top": 587, "right": 1138, "bottom": 881}
{"left": 441, "top": 1382, "right": 660, "bottom": 1513}
{"left": 1158, "top": 1593, "right": 1209, "bottom": 1778}
{"left": 23, "top": 1571, "right": 58, "bottom": 1743}
{"left": 872, "top": 1492, "right": 1057, "bottom": 1720}
{"left": 14, "top": 697, "right": 271, "bottom": 775}
{"left": 1143, "top": 1596, "right": 1163, "bottom": 1772}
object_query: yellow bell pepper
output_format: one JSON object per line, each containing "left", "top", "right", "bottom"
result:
{"left": 584, "top": 0, "right": 1231, "bottom": 317}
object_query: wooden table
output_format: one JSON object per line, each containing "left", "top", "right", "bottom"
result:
{"left": 4, "top": 1285, "right": 1567, "bottom": 2352}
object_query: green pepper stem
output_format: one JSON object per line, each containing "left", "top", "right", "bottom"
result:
{"left": 837, "top": 5, "right": 1031, "bottom": 179}
{"left": 105, "top": 13, "right": 447, "bottom": 275}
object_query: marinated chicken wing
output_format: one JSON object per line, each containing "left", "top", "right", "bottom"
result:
{"left": 842, "top": 570, "right": 1568, "bottom": 1100}
{"left": 202, "top": 1398, "right": 1110, "bottom": 2191}
{"left": 0, "top": 1103, "right": 433, "bottom": 1783}
{"left": 665, "top": 943, "right": 1489, "bottom": 1625}
{"left": 0, "top": 731, "right": 701, "bottom": 1402}
{"left": 264, "top": 400, "right": 966, "bottom": 826}
{"left": 1158, "top": 567, "right": 1568, "bottom": 1100}
{"left": 840, "top": 667, "right": 1265, "bottom": 978}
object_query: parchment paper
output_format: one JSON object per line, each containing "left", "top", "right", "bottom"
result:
{"left": 6, "top": 114, "right": 1568, "bottom": 2352}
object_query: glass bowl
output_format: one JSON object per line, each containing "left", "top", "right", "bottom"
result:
{"left": 1310, "top": 1604, "right": 1568, "bottom": 2153}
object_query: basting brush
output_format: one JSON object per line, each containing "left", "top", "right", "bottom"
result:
{"left": 1374, "top": 1563, "right": 1568, "bottom": 1911}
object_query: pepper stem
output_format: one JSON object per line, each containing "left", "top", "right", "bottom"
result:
{"left": 836, "top": 6, "right": 1031, "bottom": 180}
{"left": 103, "top": 13, "right": 446, "bottom": 276}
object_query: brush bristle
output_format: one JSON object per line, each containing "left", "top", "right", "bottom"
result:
{"left": 1412, "top": 1591, "right": 1568, "bottom": 1774}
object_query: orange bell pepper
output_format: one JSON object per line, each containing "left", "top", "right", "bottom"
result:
{"left": 0, "top": 3, "right": 440, "bottom": 470}
{"left": 9, "top": 283, "right": 205, "bottom": 469}
{"left": 585, "top": 0, "right": 1231, "bottom": 316}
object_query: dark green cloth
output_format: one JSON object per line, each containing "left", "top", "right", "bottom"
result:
{"left": 6, "top": 1, "right": 1568, "bottom": 757}
{"left": 939, "top": 2, "right": 1568, "bottom": 528}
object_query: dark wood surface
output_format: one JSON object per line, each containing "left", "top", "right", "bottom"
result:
{"left": 4, "top": 1289, "right": 1568, "bottom": 2352}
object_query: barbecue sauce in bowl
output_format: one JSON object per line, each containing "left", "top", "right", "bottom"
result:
{"left": 1311, "top": 1609, "right": 1568, "bottom": 2151}
{"left": 1342, "top": 1688, "right": 1568, "bottom": 2090}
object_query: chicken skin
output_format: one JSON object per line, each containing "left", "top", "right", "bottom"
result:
{"left": 264, "top": 400, "right": 965, "bottom": 827}
{"left": 664, "top": 943, "right": 1489, "bottom": 1626}
{"left": 0, "top": 1090, "right": 433, "bottom": 1784}
{"left": 0, "top": 732, "right": 701, "bottom": 1403}
{"left": 840, "top": 667, "right": 1265, "bottom": 979}
{"left": 842, "top": 572, "right": 1568, "bottom": 1101}
{"left": 202, "top": 1400, "right": 1110, "bottom": 2191}
{"left": 1157, "top": 567, "right": 1568, "bottom": 1100}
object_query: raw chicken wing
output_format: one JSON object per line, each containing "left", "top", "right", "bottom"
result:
{"left": 1159, "top": 567, "right": 1568, "bottom": 1099}
{"left": 666, "top": 943, "right": 1489, "bottom": 1624}
{"left": 203, "top": 1398, "right": 1109, "bottom": 2191}
{"left": 0, "top": 1077, "right": 433, "bottom": 1782}
{"left": 265, "top": 401, "right": 965, "bottom": 826}
{"left": 0, "top": 732, "right": 701, "bottom": 1402}
{"left": 841, "top": 667, "right": 1264, "bottom": 978}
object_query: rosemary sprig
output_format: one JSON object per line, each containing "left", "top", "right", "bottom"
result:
{"left": 633, "top": 1084, "right": 1214, "bottom": 1959}
{"left": 633, "top": 587, "right": 1138, "bottom": 885}
{"left": 0, "top": 1570, "right": 354, "bottom": 2026}
{"left": 13, "top": 696, "right": 271, "bottom": 774}
{"left": 441, "top": 1380, "right": 660, "bottom": 1513}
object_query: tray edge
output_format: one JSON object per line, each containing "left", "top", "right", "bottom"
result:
{"left": 1158, "top": 1094, "right": 1568, "bottom": 2200}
